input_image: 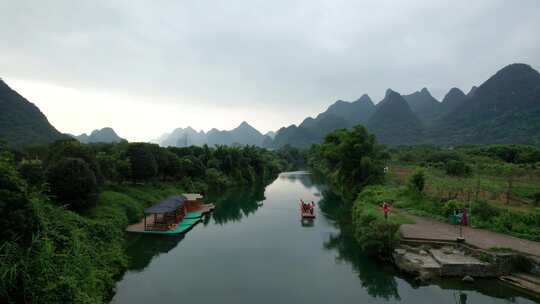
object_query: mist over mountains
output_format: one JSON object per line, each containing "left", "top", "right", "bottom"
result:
{"left": 2, "top": 63, "right": 540, "bottom": 148}
{"left": 155, "top": 121, "right": 271, "bottom": 147}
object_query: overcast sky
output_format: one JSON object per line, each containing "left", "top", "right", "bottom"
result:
{"left": 1, "top": 0, "right": 539, "bottom": 141}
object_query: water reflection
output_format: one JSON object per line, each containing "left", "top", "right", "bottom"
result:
{"left": 279, "top": 170, "right": 326, "bottom": 190}
{"left": 124, "top": 234, "right": 185, "bottom": 272}
{"left": 205, "top": 186, "right": 265, "bottom": 225}
{"left": 318, "top": 190, "right": 401, "bottom": 301}
{"left": 300, "top": 218, "right": 314, "bottom": 227}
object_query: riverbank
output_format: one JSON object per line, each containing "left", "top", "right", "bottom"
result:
{"left": 309, "top": 166, "right": 540, "bottom": 299}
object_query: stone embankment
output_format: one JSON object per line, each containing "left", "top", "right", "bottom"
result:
{"left": 394, "top": 245, "right": 493, "bottom": 281}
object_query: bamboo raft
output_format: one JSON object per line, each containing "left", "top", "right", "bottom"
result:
{"left": 300, "top": 201, "right": 316, "bottom": 219}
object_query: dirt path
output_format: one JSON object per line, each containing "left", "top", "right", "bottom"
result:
{"left": 400, "top": 214, "right": 540, "bottom": 257}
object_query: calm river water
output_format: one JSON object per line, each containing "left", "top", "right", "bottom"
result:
{"left": 112, "top": 171, "right": 538, "bottom": 304}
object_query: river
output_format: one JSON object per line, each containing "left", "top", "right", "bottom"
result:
{"left": 111, "top": 171, "right": 538, "bottom": 304}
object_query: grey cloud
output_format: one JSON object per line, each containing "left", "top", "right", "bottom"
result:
{"left": 1, "top": 0, "right": 539, "bottom": 115}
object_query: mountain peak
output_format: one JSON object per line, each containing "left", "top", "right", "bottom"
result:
{"left": 367, "top": 90, "right": 423, "bottom": 145}
{"left": 354, "top": 94, "right": 373, "bottom": 105}
{"left": 238, "top": 121, "right": 254, "bottom": 129}
{"left": 467, "top": 86, "right": 478, "bottom": 97}
{"left": 498, "top": 63, "right": 536, "bottom": 75}
{"left": 386, "top": 89, "right": 401, "bottom": 100}
{"left": 385, "top": 88, "right": 395, "bottom": 97}
{"left": 440, "top": 87, "right": 467, "bottom": 114}
{"left": 403, "top": 87, "right": 441, "bottom": 122}
{"left": 442, "top": 87, "right": 466, "bottom": 103}
{"left": 483, "top": 63, "right": 540, "bottom": 91}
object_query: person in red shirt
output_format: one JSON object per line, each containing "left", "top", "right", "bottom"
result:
{"left": 382, "top": 201, "right": 392, "bottom": 220}
{"left": 460, "top": 207, "right": 468, "bottom": 226}
{"left": 300, "top": 199, "right": 308, "bottom": 212}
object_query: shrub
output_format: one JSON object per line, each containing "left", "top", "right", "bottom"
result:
{"left": 408, "top": 168, "right": 425, "bottom": 193}
{"left": 445, "top": 160, "right": 472, "bottom": 176}
{"left": 47, "top": 157, "right": 98, "bottom": 211}
{"left": 441, "top": 199, "right": 466, "bottom": 217}
{"left": 533, "top": 192, "right": 540, "bottom": 206}
{"left": 353, "top": 212, "right": 400, "bottom": 256}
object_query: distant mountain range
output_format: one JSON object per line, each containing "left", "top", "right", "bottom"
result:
{"left": 0, "top": 78, "right": 67, "bottom": 147}
{"left": 271, "top": 63, "right": 540, "bottom": 147}
{"left": 155, "top": 121, "right": 271, "bottom": 147}
{"left": 2, "top": 63, "right": 539, "bottom": 148}
{"left": 72, "top": 127, "right": 126, "bottom": 144}
{"left": 271, "top": 94, "right": 376, "bottom": 148}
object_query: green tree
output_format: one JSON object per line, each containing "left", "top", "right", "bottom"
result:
{"left": 46, "top": 140, "right": 104, "bottom": 185}
{"left": 314, "top": 125, "right": 385, "bottom": 200}
{"left": 47, "top": 158, "right": 98, "bottom": 210}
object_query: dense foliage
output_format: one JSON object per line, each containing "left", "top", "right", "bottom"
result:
{"left": 309, "top": 139, "right": 540, "bottom": 257}
{"left": 1, "top": 140, "right": 289, "bottom": 303}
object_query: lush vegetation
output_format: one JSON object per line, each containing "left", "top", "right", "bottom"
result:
{"left": 307, "top": 126, "right": 540, "bottom": 256}
{"left": 384, "top": 145, "right": 540, "bottom": 241}
{"left": 1, "top": 140, "right": 290, "bottom": 303}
